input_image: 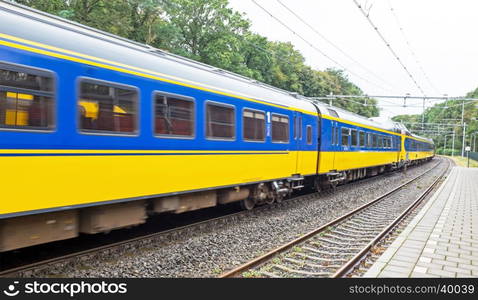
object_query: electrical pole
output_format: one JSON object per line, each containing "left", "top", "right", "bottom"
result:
{"left": 473, "top": 133, "right": 476, "bottom": 152}
{"left": 422, "top": 98, "right": 425, "bottom": 131}
{"left": 461, "top": 100, "right": 465, "bottom": 157}
{"left": 452, "top": 132, "right": 455, "bottom": 157}
{"left": 444, "top": 134, "right": 447, "bottom": 154}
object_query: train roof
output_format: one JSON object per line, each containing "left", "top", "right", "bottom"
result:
{"left": 0, "top": 0, "right": 433, "bottom": 142}
{"left": 410, "top": 133, "right": 434, "bottom": 144}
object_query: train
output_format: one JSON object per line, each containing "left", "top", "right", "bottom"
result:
{"left": 0, "top": 1, "right": 434, "bottom": 252}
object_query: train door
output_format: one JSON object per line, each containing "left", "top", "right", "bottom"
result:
{"left": 400, "top": 135, "right": 407, "bottom": 164}
{"left": 293, "top": 112, "right": 304, "bottom": 174}
{"left": 395, "top": 135, "right": 401, "bottom": 163}
{"left": 329, "top": 120, "right": 339, "bottom": 171}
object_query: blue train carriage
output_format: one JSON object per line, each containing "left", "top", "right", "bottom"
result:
{"left": 0, "top": 1, "right": 322, "bottom": 251}
{"left": 314, "top": 106, "right": 404, "bottom": 188}
{"left": 404, "top": 133, "right": 435, "bottom": 164}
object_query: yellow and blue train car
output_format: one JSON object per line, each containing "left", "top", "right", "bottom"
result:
{"left": 0, "top": 1, "right": 434, "bottom": 251}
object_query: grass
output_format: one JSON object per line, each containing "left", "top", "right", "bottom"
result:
{"left": 271, "top": 257, "right": 282, "bottom": 264}
{"left": 242, "top": 270, "right": 261, "bottom": 278}
{"left": 445, "top": 155, "right": 478, "bottom": 168}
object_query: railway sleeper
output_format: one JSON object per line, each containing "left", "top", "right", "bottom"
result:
{"left": 281, "top": 258, "right": 337, "bottom": 272}
{"left": 284, "top": 257, "right": 343, "bottom": 269}
{"left": 292, "top": 252, "right": 347, "bottom": 265}
{"left": 323, "top": 233, "right": 375, "bottom": 243}
{"left": 306, "top": 243, "right": 363, "bottom": 253}
{"left": 333, "top": 229, "right": 377, "bottom": 239}
{"left": 302, "top": 245, "right": 356, "bottom": 256}
{"left": 272, "top": 263, "right": 329, "bottom": 277}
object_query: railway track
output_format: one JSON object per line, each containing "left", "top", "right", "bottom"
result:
{"left": 219, "top": 157, "right": 450, "bottom": 278}
{"left": 0, "top": 159, "right": 440, "bottom": 278}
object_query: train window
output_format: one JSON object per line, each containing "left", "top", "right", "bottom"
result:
{"left": 243, "top": 109, "right": 265, "bottom": 142}
{"left": 293, "top": 116, "right": 303, "bottom": 140}
{"left": 378, "top": 136, "right": 383, "bottom": 149}
{"left": 372, "top": 134, "right": 378, "bottom": 148}
{"left": 334, "top": 127, "right": 339, "bottom": 145}
{"left": 299, "top": 116, "right": 302, "bottom": 139}
{"left": 332, "top": 123, "right": 339, "bottom": 146}
{"left": 335, "top": 127, "right": 339, "bottom": 145}
{"left": 307, "top": 125, "right": 312, "bottom": 145}
{"left": 0, "top": 64, "right": 54, "bottom": 130}
{"left": 359, "top": 131, "right": 365, "bottom": 147}
{"left": 328, "top": 109, "right": 339, "bottom": 118}
{"left": 78, "top": 80, "right": 138, "bottom": 134}
{"left": 331, "top": 124, "right": 336, "bottom": 145}
{"left": 154, "top": 92, "right": 194, "bottom": 137}
{"left": 341, "top": 127, "right": 350, "bottom": 146}
{"left": 351, "top": 129, "right": 358, "bottom": 147}
{"left": 367, "top": 133, "right": 372, "bottom": 147}
{"left": 272, "top": 114, "right": 289, "bottom": 143}
{"left": 206, "top": 102, "right": 235, "bottom": 140}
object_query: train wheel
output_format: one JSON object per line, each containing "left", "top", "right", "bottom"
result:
{"left": 265, "top": 197, "right": 275, "bottom": 205}
{"left": 240, "top": 198, "right": 255, "bottom": 210}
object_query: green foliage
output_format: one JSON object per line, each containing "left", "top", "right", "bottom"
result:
{"left": 391, "top": 114, "right": 421, "bottom": 124}
{"left": 392, "top": 95, "right": 478, "bottom": 153}
{"left": 436, "top": 148, "right": 460, "bottom": 156}
{"left": 16, "top": 0, "right": 379, "bottom": 117}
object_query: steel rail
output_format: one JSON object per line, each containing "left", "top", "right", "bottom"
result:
{"left": 219, "top": 159, "right": 443, "bottom": 278}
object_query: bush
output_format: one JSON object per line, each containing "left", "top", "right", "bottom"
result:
{"left": 437, "top": 148, "right": 460, "bottom": 156}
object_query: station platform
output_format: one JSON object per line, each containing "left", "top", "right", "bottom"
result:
{"left": 364, "top": 166, "right": 478, "bottom": 278}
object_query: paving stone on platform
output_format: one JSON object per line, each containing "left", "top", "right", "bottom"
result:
{"left": 364, "top": 166, "right": 478, "bottom": 278}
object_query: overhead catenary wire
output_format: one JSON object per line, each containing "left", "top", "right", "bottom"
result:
{"left": 250, "top": 0, "right": 392, "bottom": 94}
{"left": 353, "top": 0, "right": 427, "bottom": 97}
{"left": 276, "top": 0, "right": 401, "bottom": 93}
{"left": 387, "top": 0, "right": 441, "bottom": 95}
{"left": 311, "top": 96, "right": 399, "bottom": 116}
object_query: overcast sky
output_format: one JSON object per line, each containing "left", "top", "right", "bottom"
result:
{"left": 228, "top": 0, "right": 478, "bottom": 120}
